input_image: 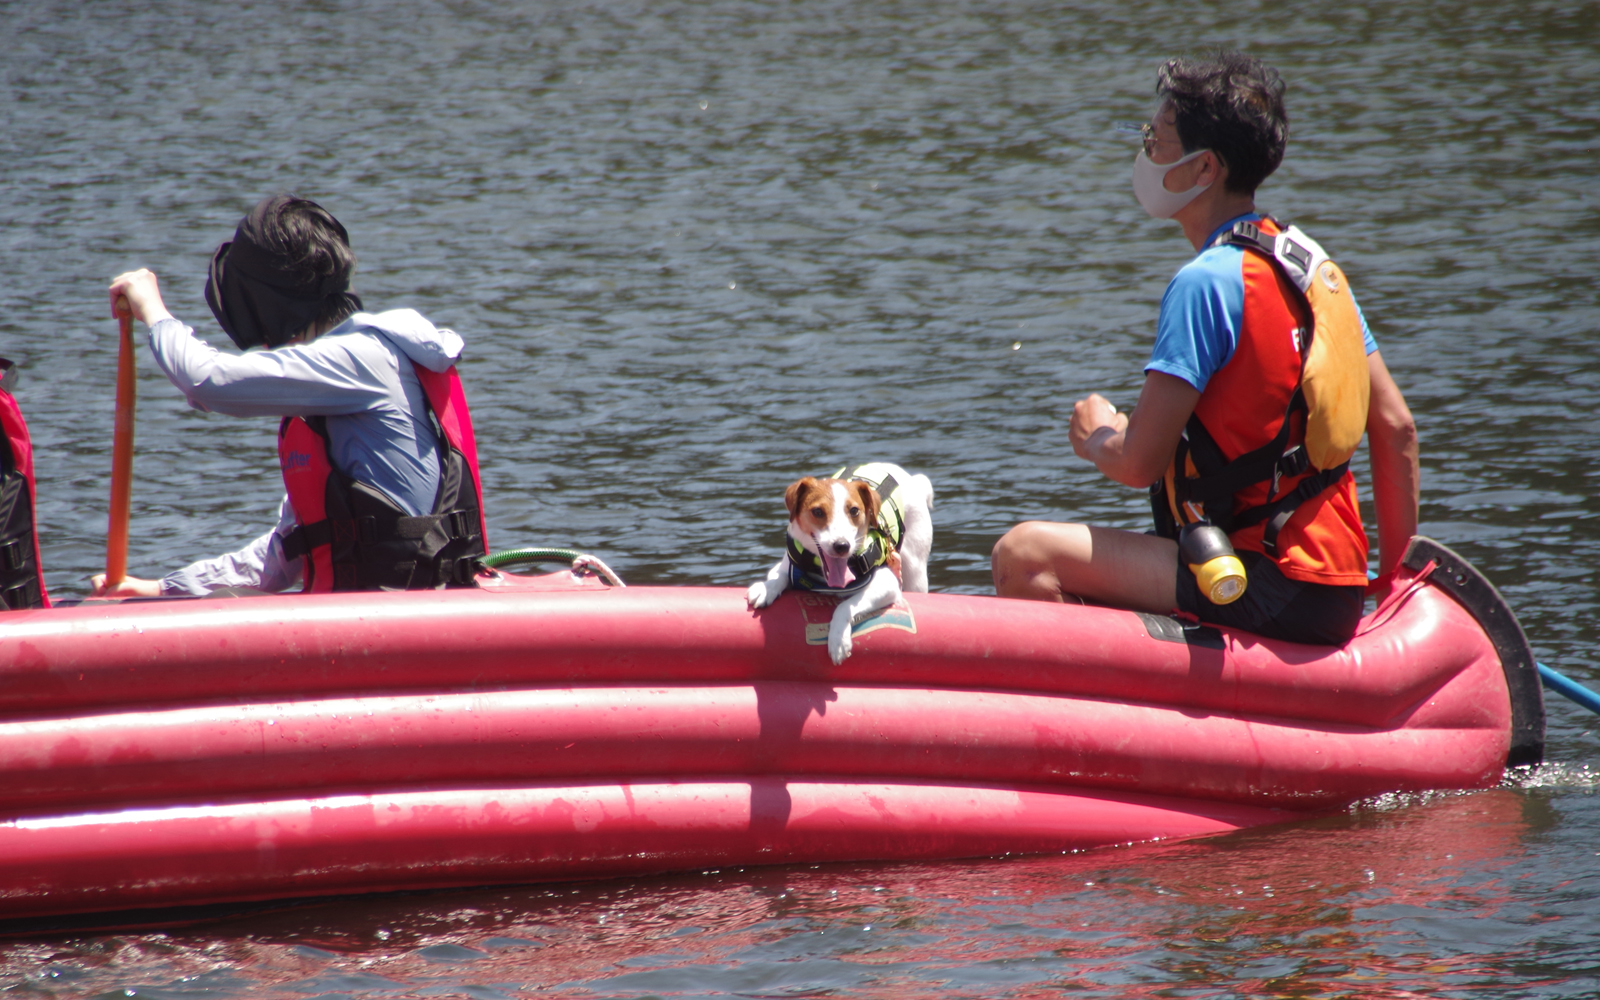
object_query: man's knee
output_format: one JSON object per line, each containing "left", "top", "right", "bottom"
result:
{"left": 992, "top": 521, "right": 1049, "bottom": 570}
{"left": 992, "top": 521, "right": 1079, "bottom": 599}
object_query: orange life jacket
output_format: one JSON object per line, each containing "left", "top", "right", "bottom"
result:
{"left": 1152, "top": 219, "right": 1370, "bottom": 587}
{"left": 279, "top": 363, "right": 488, "bottom": 592}
{"left": 0, "top": 359, "right": 49, "bottom": 610}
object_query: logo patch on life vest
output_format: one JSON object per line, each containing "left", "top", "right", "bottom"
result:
{"left": 795, "top": 591, "right": 917, "bottom": 645}
{"left": 1319, "top": 262, "right": 1341, "bottom": 293}
{"left": 282, "top": 450, "right": 313, "bottom": 472}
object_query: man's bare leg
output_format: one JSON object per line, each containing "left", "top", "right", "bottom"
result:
{"left": 991, "top": 521, "right": 1179, "bottom": 613}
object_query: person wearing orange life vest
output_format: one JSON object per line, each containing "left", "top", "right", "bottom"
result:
{"left": 94, "top": 196, "right": 487, "bottom": 598}
{"left": 992, "top": 53, "right": 1419, "bottom": 646}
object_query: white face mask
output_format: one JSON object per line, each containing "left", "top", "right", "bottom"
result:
{"left": 1132, "top": 148, "right": 1212, "bottom": 219}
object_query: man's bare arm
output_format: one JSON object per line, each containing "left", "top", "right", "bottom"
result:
{"left": 1071, "top": 372, "right": 1201, "bottom": 488}
{"left": 1365, "top": 351, "right": 1420, "bottom": 577}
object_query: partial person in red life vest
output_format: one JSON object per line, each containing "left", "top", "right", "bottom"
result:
{"left": 94, "top": 195, "right": 487, "bottom": 598}
{"left": 0, "top": 358, "right": 50, "bottom": 610}
{"left": 991, "top": 53, "right": 1420, "bottom": 646}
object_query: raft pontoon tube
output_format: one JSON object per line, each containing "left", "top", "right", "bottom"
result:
{"left": 0, "top": 538, "right": 1541, "bottom": 923}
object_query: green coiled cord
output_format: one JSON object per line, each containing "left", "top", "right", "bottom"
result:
{"left": 481, "top": 547, "right": 586, "bottom": 570}
{"left": 481, "top": 547, "right": 626, "bottom": 587}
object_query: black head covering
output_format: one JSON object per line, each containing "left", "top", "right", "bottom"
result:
{"left": 204, "top": 195, "right": 361, "bottom": 350}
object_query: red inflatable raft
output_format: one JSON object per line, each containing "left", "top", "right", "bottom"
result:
{"left": 0, "top": 537, "right": 1542, "bottom": 925}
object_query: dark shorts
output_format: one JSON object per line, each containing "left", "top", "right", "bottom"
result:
{"left": 1175, "top": 549, "right": 1364, "bottom": 646}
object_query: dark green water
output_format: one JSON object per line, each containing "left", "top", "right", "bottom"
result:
{"left": 3, "top": 1, "right": 1598, "bottom": 996}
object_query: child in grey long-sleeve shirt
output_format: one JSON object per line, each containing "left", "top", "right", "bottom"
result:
{"left": 98, "top": 196, "right": 468, "bottom": 597}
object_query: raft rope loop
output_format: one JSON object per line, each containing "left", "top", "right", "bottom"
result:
{"left": 482, "top": 547, "right": 626, "bottom": 587}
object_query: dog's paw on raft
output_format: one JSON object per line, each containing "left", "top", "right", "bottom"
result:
{"left": 828, "top": 621, "right": 854, "bottom": 664}
{"left": 747, "top": 578, "right": 782, "bottom": 609}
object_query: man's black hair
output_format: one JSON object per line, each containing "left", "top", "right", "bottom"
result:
{"left": 1157, "top": 52, "right": 1288, "bottom": 196}
{"left": 205, "top": 195, "right": 362, "bottom": 349}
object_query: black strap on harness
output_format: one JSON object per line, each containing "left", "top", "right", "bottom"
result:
{"left": 0, "top": 470, "right": 21, "bottom": 536}
{"left": 282, "top": 511, "right": 483, "bottom": 586}
{"left": 1167, "top": 391, "right": 1351, "bottom": 558}
{"left": 282, "top": 509, "right": 482, "bottom": 556}
{"left": 784, "top": 529, "right": 891, "bottom": 595}
{"left": 0, "top": 403, "right": 43, "bottom": 611}
{"left": 0, "top": 462, "right": 39, "bottom": 608}
{"left": 1, "top": 576, "right": 40, "bottom": 610}
{"left": 1156, "top": 219, "right": 1351, "bottom": 557}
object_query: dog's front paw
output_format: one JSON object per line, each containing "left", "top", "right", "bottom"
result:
{"left": 828, "top": 621, "right": 854, "bottom": 664}
{"left": 747, "top": 579, "right": 781, "bottom": 609}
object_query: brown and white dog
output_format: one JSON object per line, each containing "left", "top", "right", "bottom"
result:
{"left": 747, "top": 463, "right": 933, "bottom": 663}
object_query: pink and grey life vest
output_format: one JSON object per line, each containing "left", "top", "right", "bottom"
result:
{"left": 0, "top": 359, "right": 49, "bottom": 610}
{"left": 278, "top": 363, "right": 488, "bottom": 592}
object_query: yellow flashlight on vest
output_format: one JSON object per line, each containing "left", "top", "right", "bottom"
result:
{"left": 1179, "top": 522, "right": 1248, "bottom": 605}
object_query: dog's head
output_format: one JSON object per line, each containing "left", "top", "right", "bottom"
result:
{"left": 784, "top": 476, "right": 881, "bottom": 589}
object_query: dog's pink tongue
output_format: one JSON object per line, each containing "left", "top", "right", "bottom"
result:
{"left": 822, "top": 554, "right": 856, "bottom": 589}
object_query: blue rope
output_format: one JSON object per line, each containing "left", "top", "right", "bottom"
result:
{"left": 1539, "top": 663, "right": 1600, "bottom": 716}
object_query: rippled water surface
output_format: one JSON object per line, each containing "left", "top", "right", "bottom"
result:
{"left": 4, "top": 0, "right": 1599, "bottom": 996}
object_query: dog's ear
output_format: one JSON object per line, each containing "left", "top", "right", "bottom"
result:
{"left": 785, "top": 477, "right": 821, "bottom": 518}
{"left": 853, "top": 480, "right": 881, "bottom": 528}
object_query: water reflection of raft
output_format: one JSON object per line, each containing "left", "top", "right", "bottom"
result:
{"left": 0, "top": 537, "right": 1542, "bottom": 923}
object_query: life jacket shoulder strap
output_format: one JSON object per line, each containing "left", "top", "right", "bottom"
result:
{"left": 1216, "top": 218, "right": 1323, "bottom": 294}
{"left": 413, "top": 364, "right": 489, "bottom": 550}
{"left": 278, "top": 414, "right": 343, "bottom": 590}
{"left": 1218, "top": 219, "right": 1370, "bottom": 471}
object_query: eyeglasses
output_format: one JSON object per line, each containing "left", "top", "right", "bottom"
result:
{"left": 1114, "top": 121, "right": 1159, "bottom": 157}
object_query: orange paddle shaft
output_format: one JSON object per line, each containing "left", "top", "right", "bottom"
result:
{"left": 105, "top": 304, "right": 135, "bottom": 586}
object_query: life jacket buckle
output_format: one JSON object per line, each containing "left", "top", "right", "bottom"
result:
{"left": 449, "top": 555, "right": 478, "bottom": 586}
{"left": 1, "top": 578, "right": 38, "bottom": 610}
{"left": 357, "top": 516, "right": 378, "bottom": 547}
{"left": 1281, "top": 238, "right": 1313, "bottom": 273}
{"left": 1277, "top": 446, "right": 1310, "bottom": 478}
